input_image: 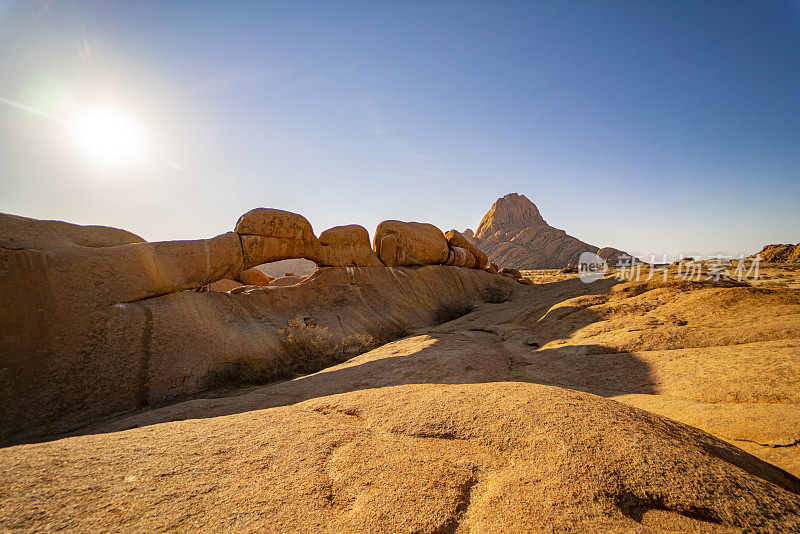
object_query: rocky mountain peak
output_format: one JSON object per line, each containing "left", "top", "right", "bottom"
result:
{"left": 470, "top": 192, "right": 628, "bottom": 269}
{"left": 475, "top": 193, "right": 545, "bottom": 239}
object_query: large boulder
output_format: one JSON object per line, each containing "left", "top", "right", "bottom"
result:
{"left": 373, "top": 221, "right": 450, "bottom": 267}
{"left": 235, "top": 208, "right": 319, "bottom": 268}
{"left": 445, "top": 229, "right": 488, "bottom": 269}
{"left": 310, "top": 225, "right": 383, "bottom": 267}
{"left": 234, "top": 208, "right": 316, "bottom": 241}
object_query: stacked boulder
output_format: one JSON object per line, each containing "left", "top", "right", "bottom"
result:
{"left": 444, "top": 229, "right": 488, "bottom": 269}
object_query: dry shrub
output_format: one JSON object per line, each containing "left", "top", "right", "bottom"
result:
{"left": 279, "top": 317, "right": 375, "bottom": 374}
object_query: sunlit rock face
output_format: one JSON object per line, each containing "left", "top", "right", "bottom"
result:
{"left": 470, "top": 192, "right": 628, "bottom": 269}
{"left": 0, "top": 209, "right": 505, "bottom": 444}
{"left": 373, "top": 220, "right": 451, "bottom": 267}
{"left": 311, "top": 224, "right": 383, "bottom": 267}
{"left": 754, "top": 243, "right": 800, "bottom": 263}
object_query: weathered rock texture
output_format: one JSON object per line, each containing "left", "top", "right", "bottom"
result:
{"left": 311, "top": 224, "right": 383, "bottom": 267}
{"left": 235, "top": 208, "right": 320, "bottom": 269}
{"left": 469, "top": 193, "right": 628, "bottom": 269}
{"left": 373, "top": 220, "right": 450, "bottom": 267}
{"left": 0, "top": 211, "right": 519, "bottom": 444}
{"left": 753, "top": 243, "right": 800, "bottom": 263}
{"left": 2, "top": 383, "right": 799, "bottom": 532}
{"left": 0, "top": 212, "right": 145, "bottom": 249}
{"left": 446, "top": 229, "right": 488, "bottom": 269}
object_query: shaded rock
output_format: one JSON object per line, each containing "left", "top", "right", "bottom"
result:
{"left": 377, "top": 234, "right": 398, "bottom": 266}
{"left": 463, "top": 248, "right": 476, "bottom": 268}
{"left": 445, "top": 229, "right": 488, "bottom": 269}
{"left": 0, "top": 209, "right": 521, "bottom": 444}
{"left": 238, "top": 267, "right": 273, "bottom": 286}
{"left": 373, "top": 221, "right": 450, "bottom": 267}
{"left": 449, "top": 246, "right": 468, "bottom": 267}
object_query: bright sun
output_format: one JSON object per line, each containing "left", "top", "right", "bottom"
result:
{"left": 71, "top": 105, "right": 146, "bottom": 167}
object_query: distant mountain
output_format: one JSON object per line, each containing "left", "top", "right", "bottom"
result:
{"left": 466, "top": 193, "right": 627, "bottom": 269}
{"left": 752, "top": 243, "right": 800, "bottom": 263}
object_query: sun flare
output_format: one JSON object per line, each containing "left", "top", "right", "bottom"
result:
{"left": 71, "top": 105, "right": 146, "bottom": 167}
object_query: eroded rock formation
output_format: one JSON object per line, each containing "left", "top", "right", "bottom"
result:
{"left": 0, "top": 209, "right": 506, "bottom": 444}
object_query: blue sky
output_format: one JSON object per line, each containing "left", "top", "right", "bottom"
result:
{"left": 1, "top": 1, "right": 799, "bottom": 258}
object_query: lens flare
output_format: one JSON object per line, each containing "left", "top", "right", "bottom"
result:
{"left": 71, "top": 106, "right": 145, "bottom": 167}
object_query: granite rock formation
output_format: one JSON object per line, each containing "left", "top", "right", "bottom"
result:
{"left": 468, "top": 193, "right": 628, "bottom": 269}
{"left": 373, "top": 220, "right": 450, "bottom": 267}
{"left": 2, "top": 209, "right": 800, "bottom": 531}
{"left": 0, "top": 209, "right": 503, "bottom": 444}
